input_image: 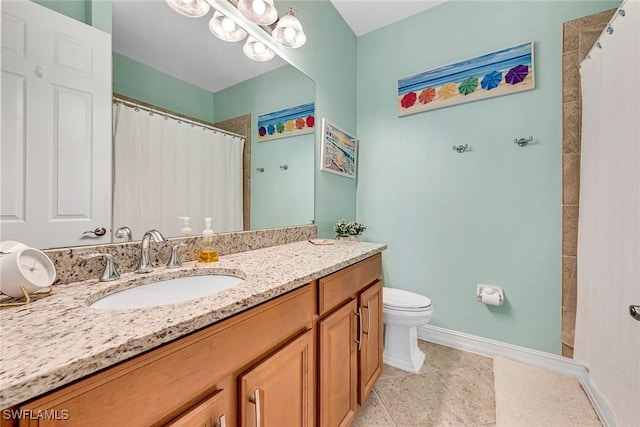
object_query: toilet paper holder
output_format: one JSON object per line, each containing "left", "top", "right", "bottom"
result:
{"left": 476, "top": 284, "right": 504, "bottom": 305}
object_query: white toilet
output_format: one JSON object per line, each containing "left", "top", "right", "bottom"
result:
{"left": 382, "top": 287, "right": 433, "bottom": 374}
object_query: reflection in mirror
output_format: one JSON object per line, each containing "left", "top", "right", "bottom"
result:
{"left": 0, "top": 0, "right": 315, "bottom": 249}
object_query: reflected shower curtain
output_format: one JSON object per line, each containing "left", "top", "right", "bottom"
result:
{"left": 574, "top": 1, "right": 639, "bottom": 425}
{"left": 112, "top": 103, "right": 244, "bottom": 239}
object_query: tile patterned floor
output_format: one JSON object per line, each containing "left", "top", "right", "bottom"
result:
{"left": 353, "top": 340, "right": 496, "bottom": 427}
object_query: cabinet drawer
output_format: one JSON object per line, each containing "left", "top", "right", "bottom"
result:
{"left": 19, "top": 285, "right": 313, "bottom": 427}
{"left": 318, "top": 254, "right": 382, "bottom": 316}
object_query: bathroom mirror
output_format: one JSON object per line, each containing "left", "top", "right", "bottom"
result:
{"left": 1, "top": 0, "right": 315, "bottom": 249}
{"left": 111, "top": 0, "right": 315, "bottom": 238}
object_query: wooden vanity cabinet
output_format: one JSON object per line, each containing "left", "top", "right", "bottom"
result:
{"left": 317, "top": 254, "right": 383, "bottom": 427}
{"left": 10, "top": 253, "right": 384, "bottom": 427}
{"left": 17, "top": 285, "right": 313, "bottom": 427}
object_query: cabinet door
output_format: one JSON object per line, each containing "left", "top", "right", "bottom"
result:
{"left": 359, "top": 280, "right": 383, "bottom": 405}
{"left": 239, "top": 330, "right": 314, "bottom": 427}
{"left": 166, "top": 389, "right": 227, "bottom": 427}
{"left": 318, "top": 299, "right": 358, "bottom": 427}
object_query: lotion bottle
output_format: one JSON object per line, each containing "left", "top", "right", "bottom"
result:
{"left": 197, "top": 217, "right": 219, "bottom": 263}
{"left": 178, "top": 216, "right": 192, "bottom": 236}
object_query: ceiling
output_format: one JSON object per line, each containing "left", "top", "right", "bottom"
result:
{"left": 330, "top": 0, "right": 447, "bottom": 36}
{"left": 111, "top": 0, "right": 287, "bottom": 94}
{"left": 112, "top": 0, "right": 446, "bottom": 94}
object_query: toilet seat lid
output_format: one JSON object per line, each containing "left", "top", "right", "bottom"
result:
{"left": 383, "top": 287, "right": 431, "bottom": 310}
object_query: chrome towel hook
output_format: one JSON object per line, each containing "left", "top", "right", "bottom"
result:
{"left": 452, "top": 144, "right": 469, "bottom": 153}
{"left": 514, "top": 136, "right": 533, "bottom": 147}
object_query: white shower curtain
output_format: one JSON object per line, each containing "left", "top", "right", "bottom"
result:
{"left": 112, "top": 103, "right": 244, "bottom": 239}
{"left": 574, "top": 1, "right": 639, "bottom": 425}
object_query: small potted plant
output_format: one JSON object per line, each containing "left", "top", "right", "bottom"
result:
{"left": 334, "top": 219, "right": 368, "bottom": 241}
{"left": 334, "top": 219, "right": 351, "bottom": 239}
{"left": 347, "top": 221, "right": 367, "bottom": 241}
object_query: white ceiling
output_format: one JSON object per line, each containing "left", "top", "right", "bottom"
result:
{"left": 112, "top": 1, "right": 446, "bottom": 94}
{"left": 330, "top": 0, "right": 447, "bottom": 36}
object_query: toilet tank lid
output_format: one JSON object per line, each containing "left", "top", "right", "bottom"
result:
{"left": 383, "top": 287, "right": 432, "bottom": 309}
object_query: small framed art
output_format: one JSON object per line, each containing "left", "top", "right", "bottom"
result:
{"left": 320, "top": 119, "right": 357, "bottom": 179}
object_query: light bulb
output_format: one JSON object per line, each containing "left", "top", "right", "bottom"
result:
{"left": 253, "top": 42, "right": 266, "bottom": 55}
{"left": 221, "top": 17, "right": 235, "bottom": 32}
{"left": 252, "top": 0, "right": 266, "bottom": 15}
{"left": 283, "top": 27, "right": 296, "bottom": 41}
{"left": 272, "top": 8, "right": 306, "bottom": 48}
{"left": 166, "top": 0, "right": 210, "bottom": 18}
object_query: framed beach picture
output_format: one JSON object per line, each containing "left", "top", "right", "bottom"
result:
{"left": 397, "top": 41, "right": 535, "bottom": 116}
{"left": 257, "top": 102, "right": 315, "bottom": 142}
{"left": 320, "top": 119, "right": 357, "bottom": 179}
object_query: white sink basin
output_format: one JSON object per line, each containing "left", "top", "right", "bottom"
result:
{"left": 90, "top": 274, "right": 244, "bottom": 310}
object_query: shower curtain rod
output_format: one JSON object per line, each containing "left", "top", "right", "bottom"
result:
{"left": 584, "top": 0, "right": 629, "bottom": 61}
{"left": 112, "top": 94, "right": 246, "bottom": 140}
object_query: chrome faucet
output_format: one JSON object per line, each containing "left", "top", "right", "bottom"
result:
{"left": 135, "top": 229, "right": 166, "bottom": 273}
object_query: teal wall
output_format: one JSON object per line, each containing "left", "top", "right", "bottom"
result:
{"left": 112, "top": 53, "right": 215, "bottom": 124}
{"left": 214, "top": 65, "right": 315, "bottom": 229}
{"left": 32, "top": 0, "right": 110, "bottom": 33}
{"left": 33, "top": 0, "right": 86, "bottom": 23}
{"left": 355, "top": 0, "right": 618, "bottom": 354}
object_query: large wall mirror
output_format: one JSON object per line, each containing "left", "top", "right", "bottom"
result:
{"left": 0, "top": 0, "right": 315, "bottom": 249}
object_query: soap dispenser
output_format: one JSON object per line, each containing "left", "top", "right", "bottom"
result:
{"left": 197, "top": 217, "right": 219, "bottom": 263}
{"left": 178, "top": 216, "right": 192, "bottom": 236}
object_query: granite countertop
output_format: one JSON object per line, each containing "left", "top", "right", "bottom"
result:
{"left": 0, "top": 240, "right": 386, "bottom": 408}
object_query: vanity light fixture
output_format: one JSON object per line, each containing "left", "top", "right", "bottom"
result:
{"left": 242, "top": 36, "right": 276, "bottom": 61}
{"left": 164, "top": 0, "right": 210, "bottom": 18}
{"left": 272, "top": 8, "right": 306, "bottom": 48}
{"left": 165, "top": 0, "right": 307, "bottom": 62}
{"left": 209, "top": 10, "right": 248, "bottom": 42}
{"left": 237, "top": 0, "right": 278, "bottom": 25}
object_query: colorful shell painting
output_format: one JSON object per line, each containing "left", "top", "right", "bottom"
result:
{"left": 257, "top": 103, "right": 315, "bottom": 142}
{"left": 397, "top": 42, "right": 534, "bottom": 116}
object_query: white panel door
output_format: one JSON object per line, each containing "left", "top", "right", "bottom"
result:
{"left": 1, "top": 0, "right": 111, "bottom": 248}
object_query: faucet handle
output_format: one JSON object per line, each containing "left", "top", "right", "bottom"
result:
{"left": 114, "top": 226, "right": 133, "bottom": 242}
{"left": 167, "top": 243, "right": 187, "bottom": 269}
{"left": 80, "top": 253, "right": 120, "bottom": 281}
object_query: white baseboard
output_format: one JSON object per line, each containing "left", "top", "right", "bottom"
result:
{"left": 417, "top": 324, "right": 616, "bottom": 427}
